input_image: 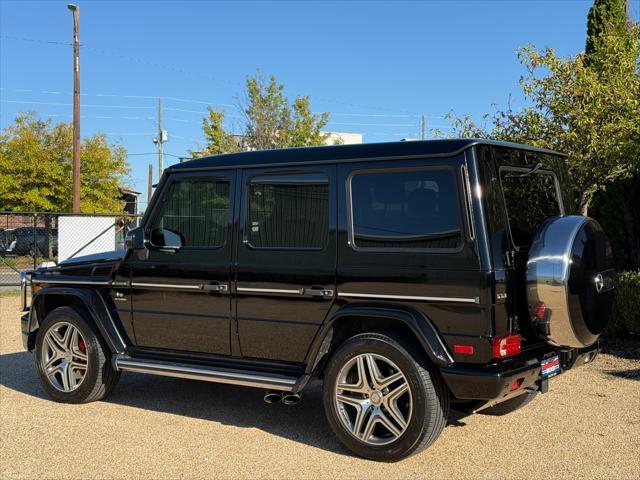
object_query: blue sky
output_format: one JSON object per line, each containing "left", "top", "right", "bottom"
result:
{"left": 1, "top": 0, "right": 638, "bottom": 203}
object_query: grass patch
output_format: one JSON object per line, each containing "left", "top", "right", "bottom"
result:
{"left": 0, "top": 289, "right": 21, "bottom": 297}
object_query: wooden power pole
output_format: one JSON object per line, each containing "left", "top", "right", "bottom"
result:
{"left": 68, "top": 4, "right": 81, "bottom": 213}
{"left": 147, "top": 164, "right": 153, "bottom": 209}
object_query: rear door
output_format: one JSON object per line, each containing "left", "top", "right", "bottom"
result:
{"left": 235, "top": 165, "right": 337, "bottom": 362}
{"left": 129, "top": 170, "right": 235, "bottom": 355}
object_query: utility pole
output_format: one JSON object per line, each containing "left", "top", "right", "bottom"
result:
{"left": 147, "top": 164, "right": 153, "bottom": 210}
{"left": 153, "top": 97, "right": 167, "bottom": 177}
{"left": 421, "top": 114, "right": 426, "bottom": 141}
{"left": 68, "top": 4, "right": 81, "bottom": 213}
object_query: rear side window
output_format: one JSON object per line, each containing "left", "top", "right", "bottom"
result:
{"left": 500, "top": 169, "right": 562, "bottom": 248}
{"left": 248, "top": 174, "right": 329, "bottom": 249}
{"left": 349, "top": 168, "right": 463, "bottom": 250}
{"left": 150, "top": 178, "right": 230, "bottom": 248}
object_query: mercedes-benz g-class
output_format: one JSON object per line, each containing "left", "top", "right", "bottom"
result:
{"left": 20, "top": 139, "right": 614, "bottom": 461}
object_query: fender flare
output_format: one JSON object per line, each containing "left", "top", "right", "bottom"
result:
{"left": 28, "top": 286, "right": 128, "bottom": 353}
{"left": 305, "top": 303, "right": 454, "bottom": 374}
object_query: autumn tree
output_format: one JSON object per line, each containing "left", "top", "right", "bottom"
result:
{"left": 0, "top": 112, "right": 130, "bottom": 213}
{"left": 438, "top": 4, "right": 639, "bottom": 216}
{"left": 195, "top": 72, "right": 330, "bottom": 155}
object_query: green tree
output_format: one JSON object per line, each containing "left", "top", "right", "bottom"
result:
{"left": 0, "top": 112, "right": 130, "bottom": 213}
{"left": 585, "top": 0, "right": 630, "bottom": 65}
{"left": 439, "top": 19, "right": 639, "bottom": 215}
{"left": 196, "top": 72, "right": 330, "bottom": 155}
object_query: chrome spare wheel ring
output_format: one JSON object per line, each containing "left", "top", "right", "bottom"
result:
{"left": 334, "top": 353, "right": 412, "bottom": 446}
{"left": 41, "top": 321, "right": 88, "bottom": 392}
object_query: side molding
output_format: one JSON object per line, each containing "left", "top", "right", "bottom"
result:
{"left": 305, "top": 304, "right": 454, "bottom": 374}
{"left": 29, "top": 286, "right": 128, "bottom": 353}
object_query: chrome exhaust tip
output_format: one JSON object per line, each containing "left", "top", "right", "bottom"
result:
{"left": 263, "top": 391, "right": 283, "bottom": 404}
{"left": 281, "top": 393, "right": 301, "bottom": 406}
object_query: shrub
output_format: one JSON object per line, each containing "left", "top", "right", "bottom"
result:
{"left": 604, "top": 270, "right": 640, "bottom": 336}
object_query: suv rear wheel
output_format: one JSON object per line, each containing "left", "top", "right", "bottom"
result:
{"left": 35, "top": 306, "right": 120, "bottom": 403}
{"left": 323, "top": 333, "right": 449, "bottom": 461}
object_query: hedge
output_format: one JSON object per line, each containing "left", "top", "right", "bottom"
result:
{"left": 604, "top": 270, "right": 640, "bottom": 336}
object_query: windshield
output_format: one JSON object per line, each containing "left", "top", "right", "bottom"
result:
{"left": 500, "top": 168, "right": 563, "bottom": 249}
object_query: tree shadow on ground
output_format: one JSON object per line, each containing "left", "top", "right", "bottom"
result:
{"left": 0, "top": 351, "right": 469, "bottom": 456}
{"left": 599, "top": 336, "right": 640, "bottom": 360}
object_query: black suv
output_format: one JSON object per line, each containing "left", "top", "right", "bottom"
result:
{"left": 20, "top": 139, "right": 615, "bottom": 461}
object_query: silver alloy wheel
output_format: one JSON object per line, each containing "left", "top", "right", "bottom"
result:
{"left": 40, "top": 321, "right": 88, "bottom": 392}
{"left": 334, "top": 353, "right": 413, "bottom": 446}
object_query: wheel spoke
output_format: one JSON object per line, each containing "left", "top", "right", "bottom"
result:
{"left": 384, "top": 381, "right": 409, "bottom": 428}
{"left": 70, "top": 360, "right": 87, "bottom": 370}
{"left": 336, "top": 393, "right": 365, "bottom": 410}
{"left": 364, "top": 354, "right": 383, "bottom": 388}
{"left": 377, "top": 410, "right": 403, "bottom": 437}
{"left": 43, "top": 354, "right": 60, "bottom": 371}
{"left": 352, "top": 405, "right": 369, "bottom": 438}
{"left": 378, "top": 371, "right": 403, "bottom": 390}
{"left": 46, "top": 364, "right": 63, "bottom": 380}
{"left": 63, "top": 363, "right": 78, "bottom": 391}
{"left": 46, "top": 334, "right": 65, "bottom": 355}
{"left": 62, "top": 325, "right": 75, "bottom": 350}
{"left": 361, "top": 410, "right": 378, "bottom": 442}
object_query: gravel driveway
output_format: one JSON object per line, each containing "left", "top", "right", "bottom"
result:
{"left": 1, "top": 295, "right": 638, "bottom": 479}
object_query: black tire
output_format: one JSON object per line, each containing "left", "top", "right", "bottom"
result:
{"left": 479, "top": 391, "right": 538, "bottom": 416}
{"left": 323, "top": 332, "right": 449, "bottom": 462}
{"left": 35, "top": 306, "right": 120, "bottom": 403}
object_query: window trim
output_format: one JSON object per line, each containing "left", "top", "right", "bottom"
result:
{"left": 346, "top": 164, "right": 467, "bottom": 254}
{"left": 244, "top": 172, "right": 331, "bottom": 252}
{"left": 146, "top": 173, "right": 233, "bottom": 251}
{"left": 498, "top": 166, "right": 565, "bottom": 252}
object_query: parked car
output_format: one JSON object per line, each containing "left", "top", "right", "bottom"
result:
{"left": 3, "top": 227, "right": 58, "bottom": 257}
{"left": 20, "top": 139, "right": 614, "bottom": 461}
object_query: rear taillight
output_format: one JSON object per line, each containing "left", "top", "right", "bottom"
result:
{"left": 531, "top": 301, "right": 548, "bottom": 320}
{"left": 492, "top": 333, "right": 521, "bottom": 359}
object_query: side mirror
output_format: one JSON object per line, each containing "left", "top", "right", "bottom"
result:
{"left": 149, "top": 227, "right": 184, "bottom": 250}
{"left": 124, "top": 227, "right": 145, "bottom": 250}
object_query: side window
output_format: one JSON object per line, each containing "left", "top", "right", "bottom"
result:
{"left": 350, "top": 168, "right": 463, "bottom": 250}
{"left": 149, "top": 178, "right": 230, "bottom": 248}
{"left": 247, "top": 174, "right": 329, "bottom": 249}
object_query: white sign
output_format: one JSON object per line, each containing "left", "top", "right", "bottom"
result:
{"left": 58, "top": 216, "right": 116, "bottom": 262}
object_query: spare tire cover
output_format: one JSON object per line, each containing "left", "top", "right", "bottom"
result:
{"left": 526, "top": 215, "right": 615, "bottom": 348}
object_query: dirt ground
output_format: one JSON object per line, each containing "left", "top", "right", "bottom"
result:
{"left": 1, "top": 295, "right": 638, "bottom": 480}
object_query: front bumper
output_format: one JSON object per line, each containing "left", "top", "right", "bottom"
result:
{"left": 440, "top": 342, "right": 600, "bottom": 401}
{"left": 21, "top": 313, "right": 32, "bottom": 351}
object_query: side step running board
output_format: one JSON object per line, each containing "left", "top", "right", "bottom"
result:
{"left": 113, "top": 354, "right": 300, "bottom": 392}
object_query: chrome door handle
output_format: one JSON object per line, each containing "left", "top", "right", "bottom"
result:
{"left": 304, "top": 288, "right": 334, "bottom": 299}
{"left": 200, "top": 284, "right": 229, "bottom": 293}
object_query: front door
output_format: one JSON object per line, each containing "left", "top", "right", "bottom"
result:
{"left": 129, "top": 170, "right": 236, "bottom": 355}
{"left": 235, "top": 166, "right": 337, "bottom": 363}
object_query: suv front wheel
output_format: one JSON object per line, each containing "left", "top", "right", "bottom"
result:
{"left": 323, "top": 333, "right": 449, "bottom": 461}
{"left": 35, "top": 306, "right": 120, "bottom": 403}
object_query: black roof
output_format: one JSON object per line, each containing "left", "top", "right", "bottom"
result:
{"left": 169, "top": 139, "right": 565, "bottom": 172}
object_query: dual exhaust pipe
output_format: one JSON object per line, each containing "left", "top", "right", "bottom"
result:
{"left": 264, "top": 390, "right": 301, "bottom": 406}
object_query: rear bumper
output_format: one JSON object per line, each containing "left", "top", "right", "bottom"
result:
{"left": 440, "top": 342, "right": 599, "bottom": 401}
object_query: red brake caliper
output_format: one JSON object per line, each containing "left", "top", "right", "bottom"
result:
{"left": 78, "top": 339, "right": 87, "bottom": 374}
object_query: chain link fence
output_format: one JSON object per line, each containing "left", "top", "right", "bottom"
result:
{"left": 0, "top": 212, "right": 142, "bottom": 286}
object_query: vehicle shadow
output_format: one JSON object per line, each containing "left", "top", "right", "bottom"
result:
{"left": 0, "top": 351, "right": 468, "bottom": 456}
{"left": 607, "top": 369, "right": 640, "bottom": 381}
